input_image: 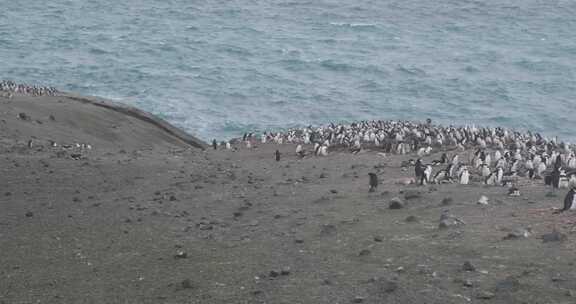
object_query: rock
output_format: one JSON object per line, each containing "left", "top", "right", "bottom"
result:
{"left": 358, "top": 249, "right": 371, "bottom": 256}
{"left": 181, "top": 279, "right": 193, "bottom": 289}
{"left": 280, "top": 267, "right": 291, "bottom": 275}
{"left": 249, "top": 220, "right": 259, "bottom": 227}
{"left": 169, "top": 195, "right": 177, "bottom": 201}
{"left": 503, "top": 228, "right": 531, "bottom": 240}
{"left": 462, "top": 261, "right": 476, "bottom": 272}
{"left": 541, "top": 230, "right": 567, "bottom": 243}
{"left": 294, "top": 237, "right": 304, "bottom": 244}
{"left": 373, "top": 236, "right": 383, "bottom": 242}
{"left": 174, "top": 250, "right": 187, "bottom": 259}
{"left": 18, "top": 113, "right": 29, "bottom": 120}
{"left": 269, "top": 270, "right": 280, "bottom": 278}
{"left": 405, "top": 215, "right": 419, "bottom": 223}
{"left": 495, "top": 276, "right": 520, "bottom": 292}
{"left": 330, "top": 189, "right": 338, "bottom": 194}
{"left": 389, "top": 197, "right": 404, "bottom": 209}
{"left": 352, "top": 296, "right": 364, "bottom": 303}
{"left": 440, "top": 197, "right": 453, "bottom": 206}
{"left": 25, "top": 211, "right": 34, "bottom": 217}
{"left": 463, "top": 279, "right": 474, "bottom": 287}
{"left": 381, "top": 280, "right": 399, "bottom": 293}
{"left": 475, "top": 290, "right": 495, "bottom": 299}
{"left": 319, "top": 173, "right": 328, "bottom": 178}
{"left": 320, "top": 224, "right": 337, "bottom": 236}
{"left": 403, "top": 190, "right": 421, "bottom": 200}
{"left": 477, "top": 195, "right": 489, "bottom": 205}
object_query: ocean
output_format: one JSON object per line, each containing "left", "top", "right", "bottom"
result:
{"left": 1, "top": 0, "right": 575, "bottom": 141}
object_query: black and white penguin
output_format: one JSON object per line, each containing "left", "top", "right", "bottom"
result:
{"left": 561, "top": 187, "right": 576, "bottom": 212}
{"left": 275, "top": 150, "right": 281, "bottom": 162}
{"left": 368, "top": 173, "right": 378, "bottom": 192}
{"left": 459, "top": 166, "right": 470, "bottom": 185}
{"left": 433, "top": 164, "right": 453, "bottom": 184}
{"left": 212, "top": 139, "right": 218, "bottom": 150}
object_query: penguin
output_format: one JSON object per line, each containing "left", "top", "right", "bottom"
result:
{"left": 368, "top": 173, "right": 378, "bottom": 192}
{"left": 433, "top": 164, "right": 453, "bottom": 184}
{"left": 415, "top": 159, "right": 424, "bottom": 179}
{"left": 212, "top": 139, "right": 218, "bottom": 150}
{"left": 558, "top": 169, "right": 569, "bottom": 188}
{"left": 508, "top": 186, "right": 520, "bottom": 197}
{"left": 275, "top": 150, "right": 281, "bottom": 162}
{"left": 536, "top": 160, "right": 546, "bottom": 178}
{"left": 246, "top": 141, "right": 252, "bottom": 149}
{"left": 459, "top": 166, "right": 470, "bottom": 185}
{"left": 440, "top": 153, "right": 448, "bottom": 164}
{"left": 295, "top": 144, "right": 303, "bottom": 155}
{"left": 423, "top": 165, "right": 432, "bottom": 185}
{"left": 561, "top": 187, "right": 576, "bottom": 212}
{"left": 480, "top": 163, "right": 491, "bottom": 178}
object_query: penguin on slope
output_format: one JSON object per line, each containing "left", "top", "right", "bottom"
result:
{"left": 560, "top": 186, "right": 576, "bottom": 212}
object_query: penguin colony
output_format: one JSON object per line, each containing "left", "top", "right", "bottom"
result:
{"left": 0, "top": 80, "right": 60, "bottom": 97}
{"left": 219, "top": 120, "right": 576, "bottom": 209}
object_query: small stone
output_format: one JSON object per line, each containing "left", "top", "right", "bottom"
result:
{"left": 249, "top": 220, "right": 259, "bottom": 226}
{"left": 269, "top": 270, "right": 280, "bottom": 278}
{"left": 352, "top": 296, "right": 364, "bottom": 303}
{"left": 373, "top": 236, "right": 383, "bottom": 242}
{"left": 462, "top": 261, "right": 476, "bottom": 272}
{"left": 477, "top": 195, "right": 489, "bottom": 205}
{"left": 382, "top": 280, "right": 399, "bottom": 293}
{"left": 463, "top": 279, "right": 474, "bottom": 287}
{"left": 475, "top": 290, "right": 495, "bottom": 299}
{"left": 359, "top": 249, "right": 371, "bottom": 256}
{"left": 181, "top": 279, "right": 193, "bottom": 289}
{"left": 280, "top": 267, "right": 291, "bottom": 275}
{"left": 18, "top": 113, "right": 29, "bottom": 120}
{"left": 495, "top": 276, "right": 520, "bottom": 292}
{"left": 330, "top": 189, "right": 338, "bottom": 194}
{"left": 175, "top": 250, "right": 188, "bottom": 259}
{"left": 441, "top": 197, "right": 453, "bottom": 206}
{"left": 542, "top": 230, "right": 567, "bottom": 243}
{"left": 403, "top": 190, "right": 421, "bottom": 200}
{"left": 389, "top": 197, "right": 404, "bottom": 209}
{"left": 405, "top": 215, "right": 419, "bottom": 223}
{"left": 169, "top": 195, "right": 177, "bottom": 201}
{"left": 25, "top": 211, "right": 34, "bottom": 217}
{"left": 294, "top": 237, "right": 304, "bottom": 244}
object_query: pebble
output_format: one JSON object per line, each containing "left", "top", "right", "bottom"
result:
{"left": 475, "top": 290, "right": 495, "bottom": 299}
{"left": 389, "top": 197, "right": 404, "bottom": 209}
{"left": 403, "top": 190, "right": 421, "bottom": 200}
{"left": 174, "top": 250, "right": 188, "bottom": 259}
{"left": 405, "top": 215, "right": 419, "bottom": 223}
{"left": 180, "top": 279, "right": 193, "bottom": 289}
{"left": 462, "top": 261, "right": 476, "bottom": 272}
{"left": 542, "top": 230, "right": 567, "bottom": 243}
{"left": 25, "top": 211, "right": 34, "bottom": 217}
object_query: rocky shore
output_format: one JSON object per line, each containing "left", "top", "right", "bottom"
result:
{"left": 1, "top": 92, "right": 575, "bottom": 304}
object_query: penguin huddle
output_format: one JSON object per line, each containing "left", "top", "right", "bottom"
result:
{"left": 0, "top": 80, "right": 59, "bottom": 96}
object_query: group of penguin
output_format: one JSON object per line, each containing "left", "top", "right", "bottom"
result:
{"left": 224, "top": 119, "right": 576, "bottom": 212}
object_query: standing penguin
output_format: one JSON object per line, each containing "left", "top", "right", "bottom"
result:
{"left": 368, "top": 173, "right": 378, "bottom": 192}
{"left": 459, "top": 166, "right": 470, "bottom": 185}
{"left": 212, "top": 139, "right": 218, "bottom": 150}
{"left": 561, "top": 187, "right": 576, "bottom": 212}
{"left": 275, "top": 150, "right": 281, "bottom": 162}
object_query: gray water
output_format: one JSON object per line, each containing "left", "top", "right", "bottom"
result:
{"left": 2, "top": 0, "right": 575, "bottom": 140}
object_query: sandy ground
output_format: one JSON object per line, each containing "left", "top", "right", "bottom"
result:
{"left": 1, "top": 94, "right": 576, "bottom": 304}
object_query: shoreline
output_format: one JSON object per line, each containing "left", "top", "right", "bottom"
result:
{"left": 1, "top": 90, "right": 576, "bottom": 303}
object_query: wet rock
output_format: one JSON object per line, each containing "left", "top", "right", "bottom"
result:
{"left": 463, "top": 279, "right": 474, "bottom": 287}
{"left": 389, "top": 197, "right": 404, "bottom": 209}
{"left": 542, "top": 230, "right": 567, "bottom": 243}
{"left": 462, "top": 261, "right": 476, "bottom": 272}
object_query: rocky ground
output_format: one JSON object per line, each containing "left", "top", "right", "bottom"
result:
{"left": 1, "top": 94, "right": 576, "bottom": 304}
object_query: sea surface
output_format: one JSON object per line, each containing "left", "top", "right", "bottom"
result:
{"left": 1, "top": 0, "right": 575, "bottom": 141}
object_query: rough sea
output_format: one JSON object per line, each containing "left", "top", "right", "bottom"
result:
{"left": 2, "top": 0, "right": 575, "bottom": 141}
